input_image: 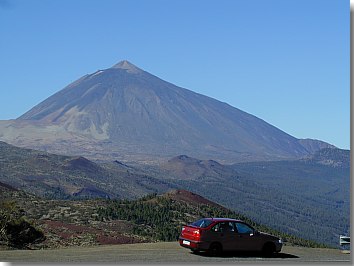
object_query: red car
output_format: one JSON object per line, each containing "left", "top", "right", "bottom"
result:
{"left": 179, "top": 218, "right": 282, "bottom": 256}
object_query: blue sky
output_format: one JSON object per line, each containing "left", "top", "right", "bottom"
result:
{"left": 0, "top": 0, "right": 350, "bottom": 149}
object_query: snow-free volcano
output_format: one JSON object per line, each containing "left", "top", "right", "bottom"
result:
{"left": 2, "top": 60, "right": 333, "bottom": 162}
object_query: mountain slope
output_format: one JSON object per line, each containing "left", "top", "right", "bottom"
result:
{"left": 154, "top": 149, "right": 350, "bottom": 247}
{"left": 0, "top": 141, "right": 174, "bottom": 199}
{"left": 0, "top": 60, "right": 333, "bottom": 163}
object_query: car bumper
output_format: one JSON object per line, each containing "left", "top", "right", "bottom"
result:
{"left": 178, "top": 238, "right": 209, "bottom": 251}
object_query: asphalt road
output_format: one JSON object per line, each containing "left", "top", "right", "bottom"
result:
{"left": 0, "top": 241, "right": 351, "bottom": 264}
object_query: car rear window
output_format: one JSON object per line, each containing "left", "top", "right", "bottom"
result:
{"left": 191, "top": 219, "right": 213, "bottom": 228}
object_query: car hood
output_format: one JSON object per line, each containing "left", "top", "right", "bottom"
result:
{"left": 259, "top": 231, "right": 280, "bottom": 241}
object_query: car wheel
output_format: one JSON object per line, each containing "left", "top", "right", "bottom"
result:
{"left": 208, "top": 243, "right": 222, "bottom": 257}
{"left": 262, "top": 242, "right": 275, "bottom": 257}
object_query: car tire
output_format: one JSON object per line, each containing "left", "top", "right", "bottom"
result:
{"left": 208, "top": 243, "right": 222, "bottom": 257}
{"left": 262, "top": 242, "right": 275, "bottom": 257}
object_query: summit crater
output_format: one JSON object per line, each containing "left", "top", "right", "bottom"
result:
{"left": 111, "top": 60, "right": 144, "bottom": 74}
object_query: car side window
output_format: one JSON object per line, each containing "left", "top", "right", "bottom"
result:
{"left": 211, "top": 223, "right": 220, "bottom": 232}
{"left": 211, "top": 222, "right": 235, "bottom": 232}
{"left": 211, "top": 223, "right": 222, "bottom": 232}
{"left": 235, "top": 222, "right": 254, "bottom": 234}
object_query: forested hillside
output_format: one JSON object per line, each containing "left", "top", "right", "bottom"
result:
{"left": 0, "top": 185, "right": 327, "bottom": 250}
{"left": 155, "top": 149, "right": 350, "bottom": 247}
{"left": 96, "top": 190, "right": 328, "bottom": 247}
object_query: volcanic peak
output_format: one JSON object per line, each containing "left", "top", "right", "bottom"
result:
{"left": 111, "top": 60, "right": 143, "bottom": 74}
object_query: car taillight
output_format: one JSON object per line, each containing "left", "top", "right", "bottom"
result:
{"left": 193, "top": 229, "right": 200, "bottom": 240}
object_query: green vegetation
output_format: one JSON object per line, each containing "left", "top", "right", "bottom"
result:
{"left": 97, "top": 193, "right": 330, "bottom": 248}
{"left": 0, "top": 200, "right": 45, "bottom": 248}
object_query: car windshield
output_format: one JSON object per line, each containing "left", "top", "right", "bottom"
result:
{"left": 191, "top": 219, "right": 213, "bottom": 228}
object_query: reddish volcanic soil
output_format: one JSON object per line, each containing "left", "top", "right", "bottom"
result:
{"left": 38, "top": 219, "right": 147, "bottom": 247}
{"left": 165, "top": 189, "right": 227, "bottom": 210}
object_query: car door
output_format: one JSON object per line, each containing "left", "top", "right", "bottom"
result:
{"left": 207, "top": 221, "right": 238, "bottom": 251}
{"left": 233, "top": 222, "right": 260, "bottom": 251}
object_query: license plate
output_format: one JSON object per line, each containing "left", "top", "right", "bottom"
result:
{"left": 182, "top": 240, "right": 190, "bottom": 245}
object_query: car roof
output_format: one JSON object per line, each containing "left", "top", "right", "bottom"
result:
{"left": 204, "top": 217, "right": 244, "bottom": 222}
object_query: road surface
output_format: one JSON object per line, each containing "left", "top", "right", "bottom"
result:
{"left": 0, "top": 241, "right": 351, "bottom": 264}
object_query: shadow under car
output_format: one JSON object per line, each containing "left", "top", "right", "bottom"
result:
{"left": 191, "top": 250, "right": 299, "bottom": 259}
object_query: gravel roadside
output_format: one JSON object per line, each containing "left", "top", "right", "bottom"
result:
{"left": 0, "top": 241, "right": 351, "bottom": 264}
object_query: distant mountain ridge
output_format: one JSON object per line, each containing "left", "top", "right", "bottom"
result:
{"left": 0, "top": 60, "right": 334, "bottom": 163}
{"left": 304, "top": 148, "right": 350, "bottom": 168}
